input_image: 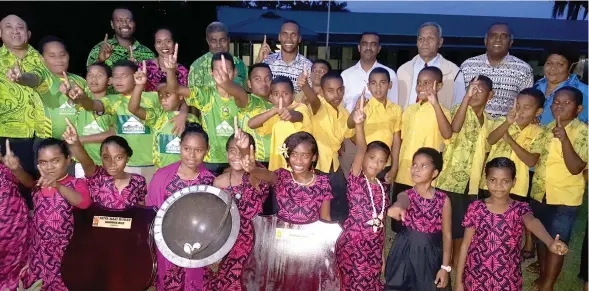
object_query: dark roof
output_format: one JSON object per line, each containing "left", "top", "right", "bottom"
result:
{"left": 217, "top": 7, "right": 588, "bottom": 43}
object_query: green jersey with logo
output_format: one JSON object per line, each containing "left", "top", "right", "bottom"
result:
{"left": 100, "top": 92, "right": 158, "bottom": 167}
{"left": 238, "top": 95, "right": 273, "bottom": 162}
{"left": 185, "top": 86, "right": 238, "bottom": 163}
{"left": 144, "top": 108, "right": 199, "bottom": 168}
{"left": 75, "top": 91, "right": 114, "bottom": 165}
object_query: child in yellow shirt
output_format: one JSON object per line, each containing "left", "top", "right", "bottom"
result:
{"left": 248, "top": 76, "right": 312, "bottom": 171}
{"left": 435, "top": 75, "right": 494, "bottom": 267}
{"left": 295, "top": 59, "right": 331, "bottom": 104}
{"left": 529, "top": 86, "right": 587, "bottom": 291}
{"left": 393, "top": 67, "right": 452, "bottom": 232}
{"left": 482, "top": 88, "right": 545, "bottom": 259}
{"left": 299, "top": 69, "right": 353, "bottom": 224}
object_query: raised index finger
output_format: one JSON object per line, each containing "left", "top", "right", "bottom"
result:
{"left": 104, "top": 34, "right": 108, "bottom": 43}
{"left": 234, "top": 116, "right": 238, "bottom": 131}
{"left": 65, "top": 117, "right": 75, "bottom": 129}
{"left": 142, "top": 60, "right": 147, "bottom": 74}
{"left": 278, "top": 97, "right": 283, "bottom": 111}
{"left": 62, "top": 72, "right": 70, "bottom": 88}
{"left": 263, "top": 35, "right": 267, "bottom": 45}
{"left": 557, "top": 116, "right": 562, "bottom": 127}
{"left": 221, "top": 54, "right": 227, "bottom": 73}
{"left": 5, "top": 139, "right": 12, "bottom": 156}
{"left": 129, "top": 46, "right": 135, "bottom": 59}
{"left": 173, "top": 43, "right": 179, "bottom": 60}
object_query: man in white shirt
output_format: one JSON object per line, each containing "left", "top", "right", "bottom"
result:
{"left": 397, "top": 22, "right": 466, "bottom": 110}
{"left": 341, "top": 32, "right": 399, "bottom": 113}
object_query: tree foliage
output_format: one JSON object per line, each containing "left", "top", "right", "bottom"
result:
{"left": 220, "top": 1, "right": 349, "bottom": 12}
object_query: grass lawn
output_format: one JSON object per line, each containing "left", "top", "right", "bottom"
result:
{"left": 384, "top": 197, "right": 588, "bottom": 291}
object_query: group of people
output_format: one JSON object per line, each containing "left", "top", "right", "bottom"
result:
{"left": 0, "top": 6, "right": 587, "bottom": 291}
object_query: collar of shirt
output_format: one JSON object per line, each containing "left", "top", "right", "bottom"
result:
{"left": 0, "top": 44, "right": 39, "bottom": 61}
{"left": 107, "top": 38, "right": 142, "bottom": 50}
{"left": 267, "top": 51, "right": 305, "bottom": 66}
{"left": 415, "top": 54, "right": 441, "bottom": 69}
{"left": 483, "top": 53, "right": 513, "bottom": 67}
{"left": 352, "top": 60, "right": 384, "bottom": 74}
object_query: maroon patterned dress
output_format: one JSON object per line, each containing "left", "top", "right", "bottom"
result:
{"left": 462, "top": 200, "right": 532, "bottom": 291}
{"left": 86, "top": 167, "right": 147, "bottom": 209}
{"left": 384, "top": 188, "right": 450, "bottom": 291}
{"left": 274, "top": 168, "right": 333, "bottom": 224}
{"left": 0, "top": 164, "right": 29, "bottom": 290}
{"left": 24, "top": 176, "right": 91, "bottom": 290}
{"left": 204, "top": 171, "right": 270, "bottom": 291}
{"left": 159, "top": 170, "right": 216, "bottom": 291}
{"left": 335, "top": 172, "right": 390, "bottom": 291}
{"left": 138, "top": 59, "right": 188, "bottom": 92}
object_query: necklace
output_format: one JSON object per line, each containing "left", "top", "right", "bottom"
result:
{"left": 229, "top": 171, "right": 243, "bottom": 200}
{"left": 290, "top": 171, "right": 315, "bottom": 187}
{"left": 364, "top": 175, "right": 386, "bottom": 233}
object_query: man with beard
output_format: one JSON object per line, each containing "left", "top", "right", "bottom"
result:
{"left": 86, "top": 8, "right": 155, "bottom": 68}
{"left": 460, "top": 23, "right": 533, "bottom": 118}
{"left": 397, "top": 22, "right": 465, "bottom": 110}
{"left": 189, "top": 21, "right": 248, "bottom": 89}
{"left": 256, "top": 20, "right": 312, "bottom": 94}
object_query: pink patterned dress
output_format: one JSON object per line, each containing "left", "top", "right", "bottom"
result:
{"left": 335, "top": 172, "right": 390, "bottom": 291}
{"left": 0, "top": 164, "right": 29, "bottom": 290}
{"left": 384, "top": 188, "right": 450, "bottom": 291}
{"left": 157, "top": 170, "right": 216, "bottom": 291}
{"left": 274, "top": 168, "right": 333, "bottom": 224}
{"left": 86, "top": 166, "right": 147, "bottom": 209}
{"left": 204, "top": 170, "right": 270, "bottom": 290}
{"left": 462, "top": 200, "right": 532, "bottom": 291}
{"left": 24, "top": 176, "right": 91, "bottom": 291}
{"left": 138, "top": 59, "right": 188, "bottom": 92}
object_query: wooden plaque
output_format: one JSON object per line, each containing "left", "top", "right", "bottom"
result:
{"left": 242, "top": 215, "right": 342, "bottom": 291}
{"left": 62, "top": 205, "right": 157, "bottom": 291}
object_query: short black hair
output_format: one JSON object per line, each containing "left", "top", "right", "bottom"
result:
{"left": 487, "top": 22, "right": 513, "bottom": 39}
{"left": 211, "top": 52, "right": 235, "bottom": 71}
{"left": 271, "top": 76, "right": 294, "bottom": 93}
{"left": 248, "top": 63, "right": 272, "bottom": 79}
{"left": 154, "top": 27, "right": 174, "bottom": 42}
{"left": 100, "top": 136, "right": 133, "bottom": 157}
{"left": 112, "top": 59, "right": 138, "bottom": 73}
{"left": 413, "top": 147, "right": 443, "bottom": 177}
{"left": 281, "top": 20, "right": 300, "bottom": 33}
{"left": 555, "top": 86, "right": 583, "bottom": 107}
{"left": 284, "top": 132, "right": 318, "bottom": 169}
{"left": 112, "top": 7, "right": 134, "bottom": 21}
{"left": 542, "top": 45, "right": 579, "bottom": 67}
{"left": 88, "top": 62, "right": 112, "bottom": 78}
{"left": 369, "top": 67, "right": 390, "bottom": 82}
{"left": 485, "top": 157, "right": 516, "bottom": 180}
{"left": 518, "top": 88, "right": 546, "bottom": 108}
{"left": 37, "top": 138, "right": 70, "bottom": 158}
{"left": 366, "top": 141, "right": 391, "bottom": 158}
{"left": 312, "top": 59, "right": 332, "bottom": 71}
{"left": 38, "top": 35, "right": 67, "bottom": 55}
{"left": 360, "top": 32, "right": 380, "bottom": 43}
{"left": 320, "top": 71, "right": 343, "bottom": 88}
{"left": 419, "top": 66, "right": 443, "bottom": 82}
{"left": 181, "top": 122, "right": 209, "bottom": 145}
{"left": 471, "top": 75, "right": 493, "bottom": 92}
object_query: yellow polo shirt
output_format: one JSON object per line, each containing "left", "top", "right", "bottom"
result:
{"left": 0, "top": 45, "right": 46, "bottom": 138}
{"left": 530, "top": 118, "right": 588, "bottom": 206}
{"left": 480, "top": 118, "right": 543, "bottom": 197}
{"left": 396, "top": 102, "right": 450, "bottom": 186}
{"left": 312, "top": 96, "right": 353, "bottom": 173}
{"left": 363, "top": 98, "right": 402, "bottom": 148}
{"left": 257, "top": 103, "right": 312, "bottom": 171}
{"left": 437, "top": 106, "right": 494, "bottom": 195}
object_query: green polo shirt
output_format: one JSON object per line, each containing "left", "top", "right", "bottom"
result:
{"left": 0, "top": 45, "right": 46, "bottom": 138}
{"left": 185, "top": 86, "right": 239, "bottom": 163}
{"left": 100, "top": 92, "right": 159, "bottom": 167}
{"left": 188, "top": 52, "right": 248, "bottom": 89}
{"left": 238, "top": 94, "right": 273, "bottom": 162}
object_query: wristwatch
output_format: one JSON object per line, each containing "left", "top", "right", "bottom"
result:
{"left": 441, "top": 265, "right": 452, "bottom": 272}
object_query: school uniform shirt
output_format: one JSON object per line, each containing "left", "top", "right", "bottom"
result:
{"left": 530, "top": 118, "right": 588, "bottom": 206}
{"left": 0, "top": 45, "right": 46, "bottom": 138}
{"left": 29, "top": 68, "right": 88, "bottom": 139}
{"left": 75, "top": 91, "right": 114, "bottom": 165}
{"left": 99, "top": 92, "right": 159, "bottom": 167}
{"left": 237, "top": 94, "right": 273, "bottom": 162}
{"left": 341, "top": 61, "right": 399, "bottom": 113}
{"left": 480, "top": 118, "right": 543, "bottom": 197}
{"left": 185, "top": 87, "right": 239, "bottom": 164}
{"left": 144, "top": 108, "right": 199, "bottom": 168}
{"left": 188, "top": 52, "right": 248, "bottom": 89}
{"left": 460, "top": 54, "right": 534, "bottom": 118}
{"left": 395, "top": 102, "right": 450, "bottom": 186}
{"left": 256, "top": 103, "right": 312, "bottom": 171}
{"left": 262, "top": 52, "right": 312, "bottom": 94}
{"left": 86, "top": 38, "right": 155, "bottom": 68}
{"left": 312, "top": 96, "right": 354, "bottom": 173}
{"left": 437, "top": 106, "right": 494, "bottom": 195}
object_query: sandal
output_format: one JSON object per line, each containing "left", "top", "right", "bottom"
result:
{"left": 526, "top": 261, "right": 540, "bottom": 274}
{"left": 521, "top": 250, "right": 536, "bottom": 261}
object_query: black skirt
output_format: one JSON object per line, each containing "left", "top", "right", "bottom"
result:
{"left": 384, "top": 228, "right": 451, "bottom": 291}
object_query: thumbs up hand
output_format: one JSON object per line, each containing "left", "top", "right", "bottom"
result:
{"left": 296, "top": 63, "right": 310, "bottom": 89}
{"left": 549, "top": 234, "right": 569, "bottom": 256}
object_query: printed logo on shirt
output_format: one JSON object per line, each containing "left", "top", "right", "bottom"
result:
{"left": 83, "top": 120, "right": 105, "bottom": 136}
{"left": 58, "top": 102, "right": 76, "bottom": 115}
{"left": 215, "top": 120, "right": 235, "bottom": 137}
{"left": 117, "top": 115, "right": 150, "bottom": 135}
{"left": 159, "top": 134, "right": 180, "bottom": 154}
